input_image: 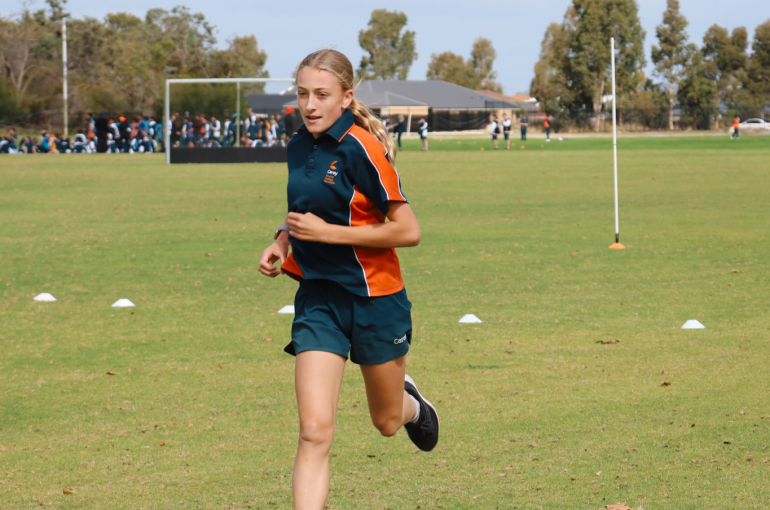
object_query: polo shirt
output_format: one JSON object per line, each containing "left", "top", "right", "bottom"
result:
{"left": 280, "top": 108, "right": 408, "bottom": 297}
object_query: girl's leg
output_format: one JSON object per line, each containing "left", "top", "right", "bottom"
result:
{"left": 293, "top": 350, "right": 346, "bottom": 510}
{"left": 359, "top": 356, "right": 417, "bottom": 437}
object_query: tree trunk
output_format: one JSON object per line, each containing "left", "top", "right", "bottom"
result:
{"left": 668, "top": 82, "right": 675, "bottom": 131}
{"left": 593, "top": 80, "right": 605, "bottom": 132}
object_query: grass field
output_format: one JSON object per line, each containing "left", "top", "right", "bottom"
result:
{"left": 1, "top": 135, "right": 769, "bottom": 509}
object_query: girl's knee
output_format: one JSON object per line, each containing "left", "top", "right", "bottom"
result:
{"left": 299, "top": 419, "right": 335, "bottom": 447}
{"left": 371, "top": 414, "right": 402, "bottom": 437}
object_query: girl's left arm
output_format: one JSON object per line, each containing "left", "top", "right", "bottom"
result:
{"left": 286, "top": 202, "right": 420, "bottom": 248}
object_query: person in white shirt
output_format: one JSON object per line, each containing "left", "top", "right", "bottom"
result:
{"left": 210, "top": 115, "right": 221, "bottom": 143}
{"left": 73, "top": 131, "right": 87, "bottom": 153}
{"left": 502, "top": 113, "right": 512, "bottom": 150}
{"left": 418, "top": 118, "right": 428, "bottom": 151}
{"left": 490, "top": 115, "right": 500, "bottom": 150}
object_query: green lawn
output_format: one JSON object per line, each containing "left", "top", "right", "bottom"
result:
{"left": 1, "top": 135, "right": 769, "bottom": 509}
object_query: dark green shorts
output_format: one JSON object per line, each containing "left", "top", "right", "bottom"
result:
{"left": 285, "top": 278, "right": 412, "bottom": 365}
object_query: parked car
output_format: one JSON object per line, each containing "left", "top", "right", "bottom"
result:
{"left": 738, "top": 118, "right": 769, "bottom": 130}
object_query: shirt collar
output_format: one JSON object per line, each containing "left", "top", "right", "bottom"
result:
{"left": 296, "top": 108, "right": 355, "bottom": 143}
{"left": 326, "top": 109, "right": 355, "bottom": 142}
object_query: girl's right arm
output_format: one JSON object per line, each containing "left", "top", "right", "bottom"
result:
{"left": 258, "top": 213, "right": 290, "bottom": 277}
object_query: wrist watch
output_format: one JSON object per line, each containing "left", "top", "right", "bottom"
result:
{"left": 274, "top": 225, "right": 291, "bottom": 240}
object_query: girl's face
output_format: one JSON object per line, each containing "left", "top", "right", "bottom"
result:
{"left": 296, "top": 66, "right": 353, "bottom": 139}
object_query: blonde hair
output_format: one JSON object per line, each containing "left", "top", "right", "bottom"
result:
{"left": 296, "top": 49, "right": 398, "bottom": 164}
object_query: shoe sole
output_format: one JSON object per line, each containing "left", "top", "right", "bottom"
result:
{"left": 405, "top": 374, "right": 440, "bottom": 447}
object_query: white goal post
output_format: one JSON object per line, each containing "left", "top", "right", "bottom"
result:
{"left": 164, "top": 77, "right": 294, "bottom": 165}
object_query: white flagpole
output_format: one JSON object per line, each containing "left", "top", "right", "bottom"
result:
{"left": 609, "top": 37, "right": 624, "bottom": 249}
{"left": 62, "top": 18, "right": 68, "bottom": 139}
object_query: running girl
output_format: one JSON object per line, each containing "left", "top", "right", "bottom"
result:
{"left": 258, "top": 49, "right": 439, "bottom": 509}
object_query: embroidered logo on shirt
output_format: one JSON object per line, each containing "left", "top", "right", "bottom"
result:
{"left": 324, "top": 161, "right": 338, "bottom": 184}
{"left": 393, "top": 334, "right": 407, "bottom": 345}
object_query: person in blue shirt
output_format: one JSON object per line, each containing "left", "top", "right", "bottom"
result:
{"left": 520, "top": 115, "right": 528, "bottom": 141}
{"left": 258, "top": 49, "right": 439, "bottom": 509}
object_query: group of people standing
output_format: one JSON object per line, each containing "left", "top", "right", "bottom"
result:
{"left": 383, "top": 115, "right": 429, "bottom": 151}
{"left": 489, "top": 114, "right": 552, "bottom": 149}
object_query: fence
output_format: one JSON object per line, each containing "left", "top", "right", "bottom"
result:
{"left": 540, "top": 105, "right": 768, "bottom": 133}
{"left": 3, "top": 105, "right": 768, "bottom": 137}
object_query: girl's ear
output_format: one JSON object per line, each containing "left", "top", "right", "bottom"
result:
{"left": 342, "top": 88, "right": 354, "bottom": 109}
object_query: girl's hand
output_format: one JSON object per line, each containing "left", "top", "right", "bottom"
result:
{"left": 286, "top": 212, "right": 329, "bottom": 243}
{"left": 258, "top": 239, "right": 289, "bottom": 277}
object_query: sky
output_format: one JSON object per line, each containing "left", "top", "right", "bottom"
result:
{"left": 13, "top": 0, "right": 770, "bottom": 94}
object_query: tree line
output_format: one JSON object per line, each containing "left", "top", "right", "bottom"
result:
{"left": 0, "top": 3, "right": 504, "bottom": 128}
{"left": 0, "top": 1, "right": 268, "bottom": 126}
{"left": 1, "top": 1, "right": 768, "bottom": 131}
{"left": 530, "top": 0, "right": 770, "bottom": 131}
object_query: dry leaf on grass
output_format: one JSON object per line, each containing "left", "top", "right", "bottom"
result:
{"left": 596, "top": 339, "right": 620, "bottom": 344}
{"left": 217, "top": 364, "right": 222, "bottom": 370}
{"left": 106, "top": 372, "right": 116, "bottom": 376}
{"left": 63, "top": 487, "right": 75, "bottom": 495}
{"left": 606, "top": 505, "right": 633, "bottom": 510}
{"left": 159, "top": 441, "right": 166, "bottom": 446}
{"left": 263, "top": 337, "right": 273, "bottom": 342}
{"left": 661, "top": 381, "right": 671, "bottom": 386}
{"left": 731, "top": 269, "right": 741, "bottom": 273}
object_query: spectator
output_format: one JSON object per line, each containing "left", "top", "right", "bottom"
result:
{"left": 490, "top": 115, "right": 500, "bottom": 150}
{"left": 283, "top": 107, "right": 297, "bottom": 140}
{"left": 394, "top": 115, "right": 406, "bottom": 150}
{"left": 118, "top": 116, "right": 131, "bottom": 152}
{"left": 248, "top": 116, "right": 262, "bottom": 146}
{"left": 0, "top": 128, "right": 18, "bottom": 153}
{"left": 86, "top": 113, "right": 96, "bottom": 143}
{"left": 23, "top": 136, "right": 37, "bottom": 153}
{"left": 418, "top": 117, "right": 428, "bottom": 151}
{"left": 502, "top": 113, "right": 512, "bottom": 149}
{"left": 210, "top": 115, "right": 221, "bottom": 143}
{"left": 37, "top": 132, "right": 51, "bottom": 153}
{"left": 73, "top": 130, "right": 87, "bottom": 153}
{"left": 95, "top": 112, "right": 109, "bottom": 152}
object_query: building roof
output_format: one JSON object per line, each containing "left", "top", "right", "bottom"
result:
{"left": 246, "top": 94, "right": 298, "bottom": 113}
{"left": 251, "top": 81, "right": 520, "bottom": 112}
{"left": 355, "top": 80, "right": 518, "bottom": 110}
{"left": 476, "top": 90, "right": 539, "bottom": 113}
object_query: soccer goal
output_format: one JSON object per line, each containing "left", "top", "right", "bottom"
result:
{"left": 164, "top": 77, "right": 294, "bottom": 165}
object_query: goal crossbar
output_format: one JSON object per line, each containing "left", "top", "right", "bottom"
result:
{"left": 164, "top": 77, "right": 294, "bottom": 164}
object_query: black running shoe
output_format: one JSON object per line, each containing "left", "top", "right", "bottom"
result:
{"left": 404, "top": 375, "right": 439, "bottom": 451}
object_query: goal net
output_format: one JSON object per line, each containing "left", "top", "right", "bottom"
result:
{"left": 164, "top": 78, "right": 295, "bottom": 164}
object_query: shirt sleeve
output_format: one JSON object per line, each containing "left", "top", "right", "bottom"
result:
{"left": 353, "top": 137, "right": 407, "bottom": 216}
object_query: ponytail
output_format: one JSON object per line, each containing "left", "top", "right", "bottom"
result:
{"left": 349, "top": 97, "right": 398, "bottom": 165}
